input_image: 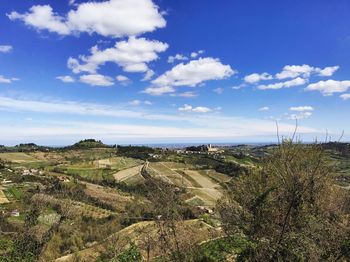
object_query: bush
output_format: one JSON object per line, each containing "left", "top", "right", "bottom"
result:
{"left": 218, "top": 140, "right": 350, "bottom": 261}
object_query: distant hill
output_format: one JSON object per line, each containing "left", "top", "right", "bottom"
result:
{"left": 0, "top": 143, "right": 49, "bottom": 152}
{"left": 15, "top": 143, "right": 40, "bottom": 149}
{"left": 322, "top": 142, "right": 350, "bottom": 157}
{"left": 69, "top": 139, "right": 111, "bottom": 149}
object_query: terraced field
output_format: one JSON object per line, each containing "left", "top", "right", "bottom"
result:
{"left": 54, "top": 157, "right": 143, "bottom": 182}
{"left": 83, "top": 182, "right": 133, "bottom": 212}
{"left": 0, "top": 152, "right": 39, "bottom": 163}
{"left": 32, "top": 194, "right": 115, "bottom": 219}
{"left": 54, "top": 219, "right": 220, "bottom": 262}
{"left": 147, "top": 162, "right": 187, "bottom": 186}
{"left": 146, "top": 162, "right": 226, "bottom": 206}
{"left": 112, "top": 164, "right": 144, "bottom": 182}
{"left": 95, "top": 156, "right": 143, "bottom": 170}
{"left": 198, "top": 169, "right": 231, "bottom": 183}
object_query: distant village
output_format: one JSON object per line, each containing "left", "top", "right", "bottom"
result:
{"left": 177, "top": 144, "right": 224, "bottom": 154}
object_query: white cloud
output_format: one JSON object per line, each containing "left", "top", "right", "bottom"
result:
{"left": 178, "top": 104, "right": 193, "bottom": 112}
{"left": 142, "top": 70, "right": 155, "bottom": 81}
{"left": 173, "top": 92, "right": 198, "bottom": 98}
{"left": 276, "top": 65, "right": 314, "bottom": 79}
{"left": 0, "top": 45, "right": 13, "bottom": 53}
{"left": 152, "top": 57, "right": 235, "bottom": 89}
{"left": 80, "top": 74, "right": 114, "bottom": 86}
{"left": 287, "top": 106, "right": 314, "bottom": 120}
{"left": 340, "top": 94, "right": 350, "bottom": 100}
{"left": 116, "top": 75, "right": 129, "bottom": 82}
{"left": 8, "top": 5, "right": 71, "bottom": 35}
{"left": 178, "top": 104, "right": 212, "bottom": 113}
{"left": 258, "top": 77, "right": 306, "bottom": 90}
{"left": 0, "top": 75, "right": 19, "bottom": 84}
{"left": 167, "top": 54, "right": 188, "bottom": 63}
{"left": 68, "top": 37, "right": 168, "bottom": 79}
{"left": 129, "top": 100, "right": 152, "bottom": 106}
{"left": 68, "top": 0, "right": 76, "bottom": 6}
{"left": 276, "top": 64, "right": 339, "bottom": 80}
{"left": 289, "top": 106, "right": 314, "bottom": 112}
{"left": 192, "top": 106, "right": 212, "bottom": 113}
{"left": 244, "top": 72, "right": 272, "bottom": 84}
{"left": 0, "top": 96, "right": 320, "bottom": 143}
{"left": 305, "top": 80, "right": 350, "bottom": 96}
{"left": 56, "top": 75, "right": 75, "bottom": 83}
{"left": 8, "top": 0, "right": 166, "bottom": 38}
{"left": 0, "top": 119, "right": 316, "bottom": 144}
{"left": 129, "top": 100, "right": 141, "bottom": 106}
{"left": 232, "top": 84, "right": 246, "bottom": 90}
{"left": 318, "top": 66, "right": 339, "bottom": 77}
{"left": 288, "top": 111, "right": 313, "bottom": 120}
{"left": 190, "top": 50, "right": 204, "bottom": 58}
{"left": 258, "top": 106, "right": 270, "bottom": 111}
{"left": 116, "top": 75, "right": 131, "bottom": 85}
{"left": 142, "top": 86, "right": 175, "bottom": 96}
{"left": 213, "top": 87, "right": 224, "bottom": 94}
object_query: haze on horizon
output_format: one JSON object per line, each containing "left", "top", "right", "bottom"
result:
{"left": 1, "top": 0, "right": 350, "bottom": 145}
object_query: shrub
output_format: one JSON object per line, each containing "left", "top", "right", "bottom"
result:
{"left": 218, "top": 140, "right": 350, "bottom": 261}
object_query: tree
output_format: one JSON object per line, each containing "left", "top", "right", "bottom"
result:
{"left": 0, "top": 159, "right": 5, "bottom": 169}
{"left": 218, "top": 140, "right": 350, "bottom": 261}
{"left": 144, "top": 178, "right": 200, "bottom": 261}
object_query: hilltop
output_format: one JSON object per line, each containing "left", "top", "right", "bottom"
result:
{"left": 68, "top": 139, "right": 112, "bottom": 149}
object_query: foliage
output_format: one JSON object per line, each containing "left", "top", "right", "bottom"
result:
{"left": 218, "top": 140, "right": 350, "bottom": 261}
{"left": 0, "top": 159, "right": 5, "bottom": 169}
{"left": 117, "top": 243, "right": 142, "bottom": 262}
{"left": 4, "top": 186, "right": 24, "bottom": 200}
{"left": 69, "top": 139, "right": 111, "bottom": 149}
{"left": 193, "top": 236, "right": 250, "bottom": 261}
{"left": 117, "top": 145, "right": 156, "bottom": 160}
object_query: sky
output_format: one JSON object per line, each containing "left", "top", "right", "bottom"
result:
{"left": 1, "top": 0, "right": 350, "bottom": 145}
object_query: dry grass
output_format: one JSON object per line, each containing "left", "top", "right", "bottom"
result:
{"left": 188, "top": 188, "right": 222, "bottom": 206}
{"left": 0, "top": 152, "right": 38, "bottom": 163}
{"left": 147, "top": 162, "right": 225, "bottom": 206}
{"left": 32, "top": 194, "right": 114, "bottom": 219}
{"left": 0, "top": 189, "right": 10, "bottom": 204}
{"left": 83, "top": 182, "right": 133, "bottom": 212}
{"left": 95, "top": 157, "right": 143, "bottom": 170}
{"left": 112, "top": 165, "right": 143, "bottom": 182}
{"left": 198, "top": 169, "right": 231, "bottom": 183}
{"left": 182, "top": 170, "right": 219, "bottom": 189}
{"left": 54, "top": 219, "right": 221, "bottom": 262}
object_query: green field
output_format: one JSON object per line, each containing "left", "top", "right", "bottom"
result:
{"left": 4, "top": 186, "right": 25, "bottom": 200}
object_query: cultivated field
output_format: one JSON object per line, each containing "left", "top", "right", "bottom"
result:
{"left": 0, "top": 152, "right": 39, "bottom": 163}
{"left": 83, "top": 182, "right": 133, "bottom": 212}
{"left": 95, "top": 156, "right": 143, "bottom": 170}
{"left": 112, "top": 164, "right": 143, "bottom": 182}
{"left": 32, "top": 194, "right": 115, "bottom": 219}
{"left": 54, "top": 219, "right": 221, "bottom": 262}
{"left": 146, "top": 162, "right": 225, "bottom": 206}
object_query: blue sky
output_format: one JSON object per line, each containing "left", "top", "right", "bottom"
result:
{"left": 0, "top": 0, "right": 350, "bottom": 145}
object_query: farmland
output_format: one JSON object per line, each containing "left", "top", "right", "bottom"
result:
{"left": 0, "top": 140, "right": 349, "bottom": 261}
